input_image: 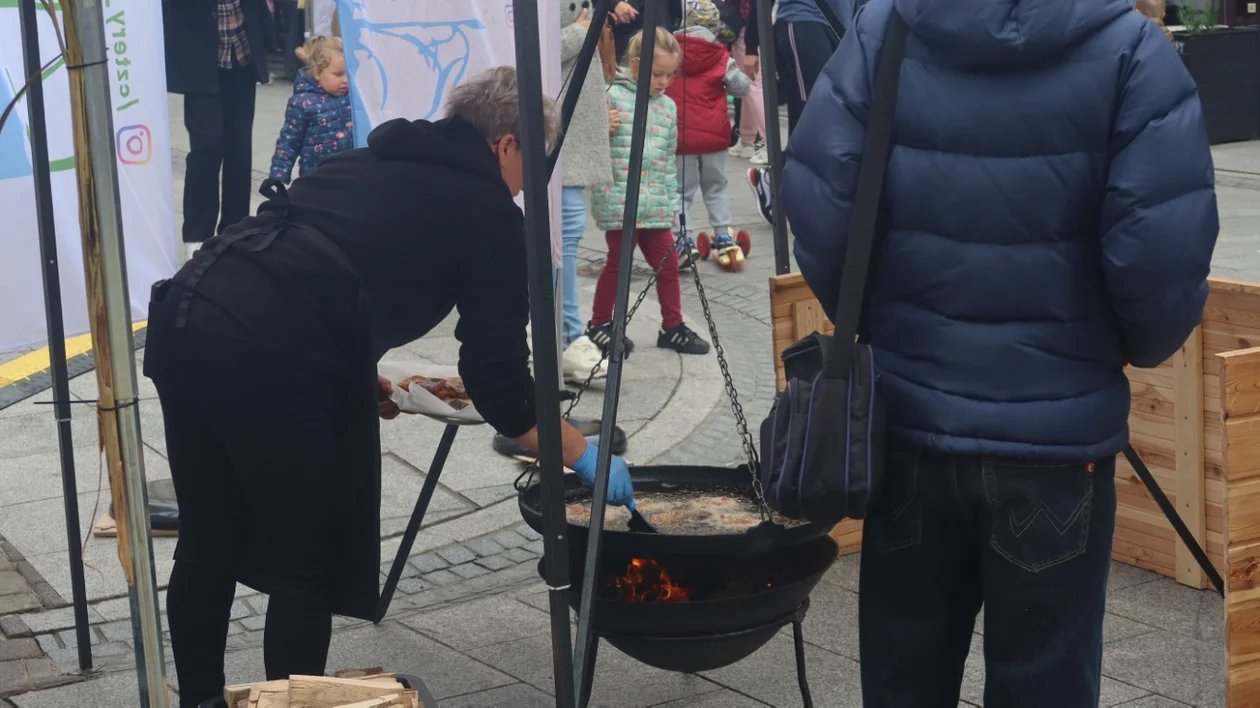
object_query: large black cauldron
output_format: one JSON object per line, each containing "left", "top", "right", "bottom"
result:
{"left": 539, "top": 534, "right": 837, "bottom": 674}
{"left": 517, "top": 465, "right": 835, "bottom": 557}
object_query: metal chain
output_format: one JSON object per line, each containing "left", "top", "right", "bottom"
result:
{"left": 685, "top": 257, "right": 769, "bottom": 520}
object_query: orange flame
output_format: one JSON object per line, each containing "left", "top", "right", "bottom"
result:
{"left": 614, "top": 558, "right": 693, "bottom": 603}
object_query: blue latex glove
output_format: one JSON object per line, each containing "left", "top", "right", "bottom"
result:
{"left": 570, "top": 442, "right": 635, "bottom": 508}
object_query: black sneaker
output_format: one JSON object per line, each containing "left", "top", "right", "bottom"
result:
{"left": 586, "top": 322, "right": 635, "bottom": 356}
{"left": 747, "top": 167, "right": 774, "bottom": 226}
{"left": 657, "top": 323, "right": 711, "bottom": 355}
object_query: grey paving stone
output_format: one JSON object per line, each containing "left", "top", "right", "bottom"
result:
{"left": 702, "top": 633, "right": 863, "bottom": 707}
{"left": 34, "top": 634, "right": 59, "bottom": 654}
{"left": 1112, "top": 696, "right": 1192, "bottom": 706}
{"left": 503, "top": 547, "right": 538, "bottom": 564}
{"left": 0, "top": 592, "right": 40, "bottom": 614}
{"left": 226, "top": 620, "right": 246, "bottom": 635}
{"left": 422, "top": 569, "right": 461, "bottom": 586}
{"left": 10, "top": 668, "right": 153, "bottom": 707}
{"left": 440, "top": 682, "right": 554, "bottom": 707}
{"left": 796, "top": 580, "right": 859, "bottom": 660}
{"left": 229, "top": 599, "right": 251, "bottom": 621}
{"left": 449, "top": 563, "right": 490, "bottom": 580}
{"left": 436, "top": 545, "right": 477, "bottom": 566}
{"left": 323, "top": 622, "right": 515, "bottom": 700}
{"left": 820, "top": 552, "right": 860, "bottom": 593}
{"left": 97, "top": 620, "right": 132, "bottom": 643}
{"left": 396, "top": 577, "right": 429, "bottom": 595}
{"left": 517, "top": 526, "right": 543, "bottom": 542}
{"left": 0, "top": 570, "right": 30, "bottom": 596}
{"left": 93, "top": 641, "right": 130, "bottom": 658}
{"left": 240, "top": 615, "right": 267, "bottom": 632}
{"left": 524, "top": 540, "right": 545, "bottom": 555}
{"left": 652, "top": 689, "right": 769, "bottom": 707}
{"left": 1102, "top": 630, "right": 1224, "bottom": 706}
{"left": 91, "top": 597, "right": 132, "bottom": 622}
{"left": 465, "top": 537, "right": 506, "bottom": 558}
{"left": 0, "top": 638, "right": 42, "bottom": 661}
{"left": 1107, "top": 577, "right": 1223, "bottom": 645}
{"left": 410, "top": 552, "right": 449, "bottom": 574}
{"left": 469, "top": 633, "right": 720, "bottom": 707}
{"left": 0, "top": 615, "right": 31, "bottom": 639}
{"left": 403, "top": 596, "right": 552, "bottom": 651}
{"left": 476, "top": 554, "right": 515, "bottom": 571}
{"left": 244, "top": 595, "right": 269, "bottom": 615}
{"left": 492, "top": 529, "right": 531, "bottom": 549}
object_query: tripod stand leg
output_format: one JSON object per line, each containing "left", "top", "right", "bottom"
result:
{"left": 376, "top": 423, "right": 460, "bottom": 622}
{"left": 793, "top": 618, "right": 813, "bottom": 708}
{"left": 578, "top": 635, "right": 599, "bottom": 708}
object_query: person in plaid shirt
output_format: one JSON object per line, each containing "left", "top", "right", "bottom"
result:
{"left": 164, "top": 0, "right": 275, "bottom": 260}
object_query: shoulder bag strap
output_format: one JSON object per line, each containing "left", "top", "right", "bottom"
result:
{"left": 825, "top": 11, "right": 908, "bottom": 379}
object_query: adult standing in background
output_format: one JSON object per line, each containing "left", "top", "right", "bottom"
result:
{"left": 729, "top": 0, "right": 769, "bottom": 165}
{"left": 164, "top": 0, "right": 275, "bottom": 260}
{"left": 556, "top": 2, "right": 615, "bottom": 381}
{"left": 609, "top": 0, "right": 683, "bottom": 60}
{"left": 743, "top": 0, "right": 857, "bottom": 133}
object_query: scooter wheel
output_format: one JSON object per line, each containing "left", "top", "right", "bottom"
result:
{"left": 736, "top": 230, "right": 752, "bottom": 256}
{"left": 697, "top": 232, "right": 712, "bottom": 260}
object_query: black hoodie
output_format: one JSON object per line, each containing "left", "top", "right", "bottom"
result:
{"left": 273, "top": 116, "right": 535, "bottom": 438}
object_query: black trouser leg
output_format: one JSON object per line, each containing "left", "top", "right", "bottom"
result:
{"left": 859, "top": 451, "right": 981, "bottom": 707}
{"left": 167, "top": 558, "right": 236, "bottom": 708}
{"left": 219, "top": 64, "right": 258, "bottom": 234}
{"left": 182, "top": 91, "right": 225, "bottom": 243}
{"left": 264, "top": 592, "right": 334, "bottom": 680}
{"left": 775, "top": 20, "right": 840, "bottom": 135}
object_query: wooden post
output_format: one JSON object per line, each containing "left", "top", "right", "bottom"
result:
{"left": 1218, "top": 346, "right": 1260, "bottom": 705}
{"left": 1175, "top": 326, "right": 1208, "bottom": 588}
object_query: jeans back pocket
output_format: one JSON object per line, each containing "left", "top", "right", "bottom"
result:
{"left": 982, "top": 458, "right": 1094, "bottom": 573}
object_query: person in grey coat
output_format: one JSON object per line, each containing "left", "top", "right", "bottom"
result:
{"left": 557, "top": 1, "right": 617, "bottom": 380}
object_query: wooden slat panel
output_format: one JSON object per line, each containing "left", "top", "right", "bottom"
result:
{"left": 1228, "top": 660, "right": 1260, "bottom": 707}
{"left": 1223, "top": 349, "right": 1260, "bottom": 421}
{"left": 1230, "top": 541, "right": 1260, "bottom": 605}
{"left": 1225, "top": 418, "right": 1260, "bottom": 486}
{"left": 1230, "top": 601, "right": 1260, "bottom": 668}
{"left": 792, "top": 300, "right": 827, "bottom": 342}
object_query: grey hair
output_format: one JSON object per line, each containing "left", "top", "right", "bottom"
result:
{"left": 444, "top": 66, "right": 559, "bottom": 152}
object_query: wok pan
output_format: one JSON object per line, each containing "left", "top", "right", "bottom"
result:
{"left": 517, "top": 465, "right": 836, "bottom": 557}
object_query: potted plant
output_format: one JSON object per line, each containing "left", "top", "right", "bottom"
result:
{"left": 1172, "top": 0, "right": 1260, "bottom": 144}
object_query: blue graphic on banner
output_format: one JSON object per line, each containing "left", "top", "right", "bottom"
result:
{"left": 0, "top": 73, "right": 32, "bottom": 180}
{"left": 339, "top": 0, "right": 485, "bottom": 147}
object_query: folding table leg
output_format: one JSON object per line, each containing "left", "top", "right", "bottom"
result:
{"left": 376, "top": 423, "right": 460, "bottom": 622}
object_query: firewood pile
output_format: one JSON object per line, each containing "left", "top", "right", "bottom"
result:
{"left": 223, "top": 669, "right": 428, "bottom": 707}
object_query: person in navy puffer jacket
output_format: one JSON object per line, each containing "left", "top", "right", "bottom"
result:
{"left": 782, "top": 0, "right": 1218, "bottom": 705}
{"left": 270, "top": 36, "right": 353, "bottom": 183}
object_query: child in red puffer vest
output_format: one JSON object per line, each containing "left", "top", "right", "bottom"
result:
{"left": 665, "top": 4, "right": 751, "bottom": 269}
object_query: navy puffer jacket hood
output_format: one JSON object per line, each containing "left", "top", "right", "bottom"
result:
{"left": 782, "top": 0, "right": 1219, "bottom": 459}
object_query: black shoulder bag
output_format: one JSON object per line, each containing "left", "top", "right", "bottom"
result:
{"left": 759, "top": 11, "right": 907, "bottom": 524}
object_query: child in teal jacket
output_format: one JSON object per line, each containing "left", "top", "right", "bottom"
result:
{"left": 587, "top": 28, "right": 711, "bottom": 356}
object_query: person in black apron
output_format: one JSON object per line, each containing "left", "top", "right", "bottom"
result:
{"left": 144, "top": 66, "right": 636, "bottom": 707}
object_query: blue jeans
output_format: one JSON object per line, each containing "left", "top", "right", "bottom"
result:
{"left": 859, "top": 450, "right": 1116, "bottom": 707}
{"left": 560, "top": 186, "right": 586, "bottom": 347}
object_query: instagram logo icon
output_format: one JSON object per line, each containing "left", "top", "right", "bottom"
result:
{"left": 116, "top": 124, "right": 152, "bottom": 165}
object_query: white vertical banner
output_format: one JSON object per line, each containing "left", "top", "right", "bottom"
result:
{"left": 0, "top": 0, "right": 177, "bottom": 353}
{"left": 336, "top": 0, "right": 563, "bottom": 267}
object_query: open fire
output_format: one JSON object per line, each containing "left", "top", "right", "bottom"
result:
{"left": 614, "top": 558, "right": 694, "bottom": 603}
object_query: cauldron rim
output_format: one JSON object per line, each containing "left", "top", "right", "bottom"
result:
{"left": 517, "top": 464, "right": 836, "bottom": 557}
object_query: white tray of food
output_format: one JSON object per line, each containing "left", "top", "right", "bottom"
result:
{"left": 378, "top": 361, "right": 485, "bottom": 426}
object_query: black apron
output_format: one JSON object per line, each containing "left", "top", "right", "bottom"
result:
{"left": 148, "top": 182, "right": 382, "bottom": 620}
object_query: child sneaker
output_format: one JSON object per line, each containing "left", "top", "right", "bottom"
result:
{"left": 562, "top": 335, "right": 607, "bottom": 382}
{"left": 586, "top": 322, "right": 636, "bottom": 357}
{"left": 747, "top": 167, "right": 774, "bottom": 226}
{"left": 678, "top": 235, "right": 700, "bottom": 270}
{"left": 657, "top": 323, "right": 711, "bottom": 355}
{"left": 727, "top": 143, "right": 755, "bottom": 159}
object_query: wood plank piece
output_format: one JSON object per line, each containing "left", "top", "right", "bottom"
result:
{"left": 287, "top": 676, "right": 406, "bottom": 707}
{"left": 1174, "top": 327, "right": 1208, "bottom": 588}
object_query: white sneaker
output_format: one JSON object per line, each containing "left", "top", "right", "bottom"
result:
{"left": 727, "top": 143, "right": 754, "bottom": 159}
{"left": 750, "top": 148, "right": 769, "bottom": 166}
{"left": 562, "top": 336, "right": 607, "bottom": 382}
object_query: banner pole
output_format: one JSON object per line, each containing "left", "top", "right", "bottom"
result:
{"left": 63, "top": 0, "right": 168, "bottom": 704}
{"left": 17, "top": 0, "right": 94, "bottom": 673}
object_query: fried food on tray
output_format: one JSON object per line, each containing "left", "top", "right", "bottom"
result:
{"left": 397, "top": 375, "right": 470, "bottom": 408}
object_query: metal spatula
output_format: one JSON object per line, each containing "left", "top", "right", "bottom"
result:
{"left": 627, "top": 503, "right": 659, "bottom": 534}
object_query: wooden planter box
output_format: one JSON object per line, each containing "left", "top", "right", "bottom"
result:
{"left": 1173, "top": 26, "right": 1260, "bottom": 144}
{"left": 770, "top": 275, "right": 1260, "bottom": 591}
